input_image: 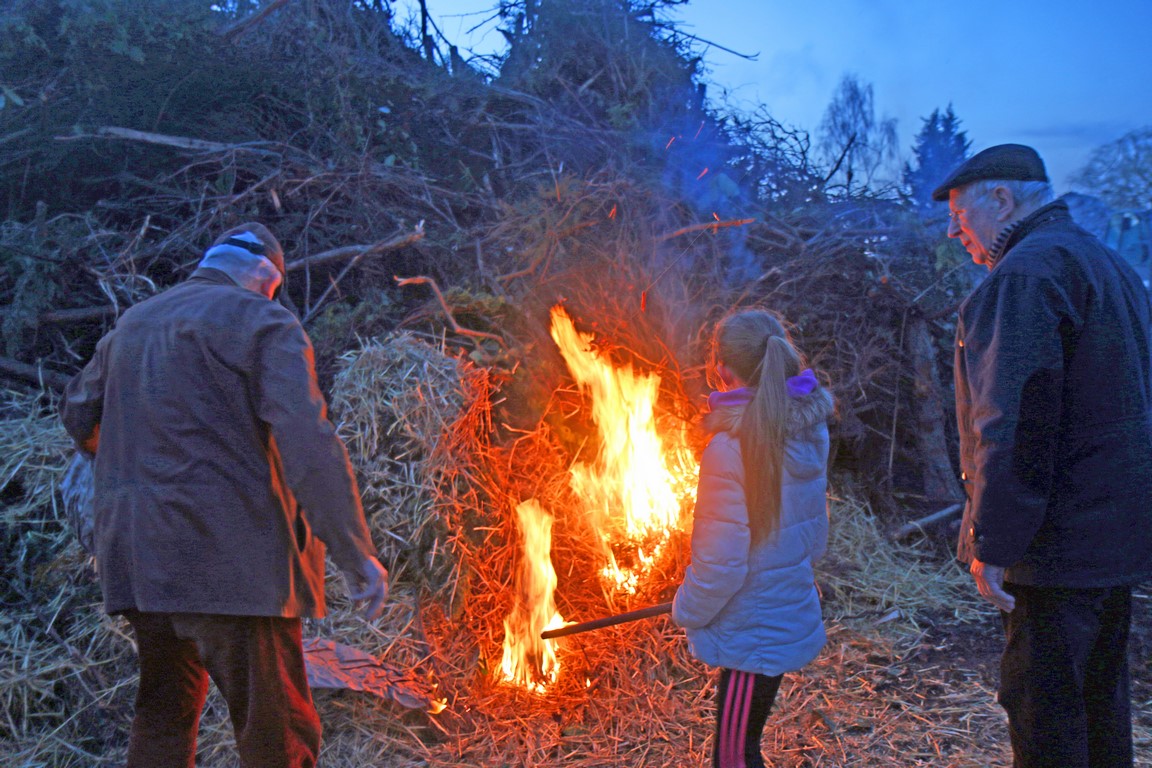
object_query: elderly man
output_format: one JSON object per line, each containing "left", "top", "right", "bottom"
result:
{"left": 61, "top": 223, "right": 389, "bottom": 768}
{"left": 933, "top": 145, "right": 1152, "bottom": 767}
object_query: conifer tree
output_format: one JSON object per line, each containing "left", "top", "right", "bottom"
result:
{"left": 903, "top": 105, "right": 971, "bottom": 211}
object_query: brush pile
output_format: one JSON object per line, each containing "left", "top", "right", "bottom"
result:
{"left": 4, "top": 1, "right": 1148, "bottom": 766}
{"left": 4, "top": 328, "right": 1151, "bottom": 765}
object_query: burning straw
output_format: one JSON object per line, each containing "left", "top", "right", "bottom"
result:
{"left": 2, "top": 330, "right": 1147, "bottom": 766}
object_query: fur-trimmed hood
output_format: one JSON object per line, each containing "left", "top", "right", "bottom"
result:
{"left": 701, "top": 384, "right": 835, "bottom": 438}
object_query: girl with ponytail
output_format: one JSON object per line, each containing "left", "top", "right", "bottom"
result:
{"left": 673, "top": 309, "right": 835, "bottom": 768}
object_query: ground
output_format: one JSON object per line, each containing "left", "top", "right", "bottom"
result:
{"left": 315, "top": 510, "right": 1152, "bottom": 768}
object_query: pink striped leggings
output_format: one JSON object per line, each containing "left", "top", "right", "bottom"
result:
{"left": 713, "top": 668, "right": 783, "bottom": 768}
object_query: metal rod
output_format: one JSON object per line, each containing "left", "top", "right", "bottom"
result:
{"left": 540, "top": 602, "right": 673, "bottom": 639}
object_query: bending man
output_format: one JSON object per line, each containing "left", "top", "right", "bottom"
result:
{"left": 62, "top": 222, "right": 389, "bottom": 768}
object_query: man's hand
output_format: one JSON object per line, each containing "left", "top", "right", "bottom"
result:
{"left": 969, "top": 558, "right": 1015, "bottom": 613}
{"left": 344, "top": 556, "right": 389, "bottom": 621}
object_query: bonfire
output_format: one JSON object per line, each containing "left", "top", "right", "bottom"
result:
{"left": 2, "top": 306, "right": 1039, "bottom": 767}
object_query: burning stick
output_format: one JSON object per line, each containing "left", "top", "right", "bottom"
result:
{"left": 540, "top": 601, "right": 672, "bottom": 639}
{"left": 656, "top": 218, "right": 755, "bottom": 242}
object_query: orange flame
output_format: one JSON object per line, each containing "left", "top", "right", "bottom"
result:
{"left": 549, "top": 306, "right": 696, "bottom": 593}
{"left": 500, "top": 499, "right": 565, "bottom": 692}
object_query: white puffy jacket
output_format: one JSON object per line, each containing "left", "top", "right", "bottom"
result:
{"left": 672, "top": 386, "right": 833, "bottom": 676}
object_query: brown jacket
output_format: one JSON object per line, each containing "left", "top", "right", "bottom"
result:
{"left": 61, "top": 268, "right": 375, "bottom": 618}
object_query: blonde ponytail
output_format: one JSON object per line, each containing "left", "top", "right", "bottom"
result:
{"left": 713, "top": 311, "right": 805, "bottom": 540}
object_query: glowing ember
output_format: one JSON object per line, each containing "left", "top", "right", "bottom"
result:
{"left": 500, "top": 499, "right": 565, "bottom": 692}
{"left": 549, "top": 306, "right": 697, "bottom": 593}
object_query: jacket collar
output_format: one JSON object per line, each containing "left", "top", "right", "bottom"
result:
{"left": 992, "top": 199, "right": 1071, "bottom": 265}
{"left": 189, "top": 266, "right": 243, "bottom": 286}
{"left": 702, "top": 383, "right": 834, "bottom": 437}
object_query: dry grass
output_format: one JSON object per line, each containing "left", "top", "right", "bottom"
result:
{"left": 1, "top": 339, "right": 1148, "bottom": 767}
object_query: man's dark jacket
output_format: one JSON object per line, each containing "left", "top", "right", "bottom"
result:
{"left": 61, "top": 269, "right": 376, "bottom": 618}
{"left": 955, "top": 200, "right": 1152, "bottom": 587}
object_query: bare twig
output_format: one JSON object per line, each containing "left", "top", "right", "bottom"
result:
{"left": 0, "top": 356, "right": 72, "bottom": 390}
{"left": 300, "top": 226, "right": 425, "bottom": 324}
{"left": 656, "top": 218, "right": 755, "bottom": 242}
{"left": 394, "top": 275, "right": 505, "bottom": 346}
{"left": 0, "top": 306, "right": 116, "bottom": 327}
{"left": 219, "top": 0, "right": 294, "bottom": 41}
{"left": 288, "top": 230, "right": 425, "bottom": 272}
{"left": 821, "top": 133, "right": 857, "bottom": 186}
{"left": 56, "top": 126, "right": 266, "bottom": 153}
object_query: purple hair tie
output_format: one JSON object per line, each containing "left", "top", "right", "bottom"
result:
{"left": 786, "top": 369, "right": 818, "bottom": 398}
{"left": 708, "top": 387, "right": 753, "bottom": 410}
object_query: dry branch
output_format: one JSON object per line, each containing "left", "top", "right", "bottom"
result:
{"left": 0, "top": 305, "right": 116, "bottom": 328}
{"left": 541, "top": 602, "right": 672, "bottom": 639}
{"left": 35, "top": 307, "right": 116, "bottom": 325}
{"left": 297, "top": 229, "right": 425, "bottom": 324}
{"left": 219, "top": 0, "right": 294, "bottom": 41}
{"left": 289, "top": 229, "right": 425, "bottom": 272}
{"left": 893, "top": 503, "right": 964, "bottom": 541}
{"left": 57, "top": 126, "right": 255, "bottom": 153}
{"left": 656, "top": 218, "right": 756, "bottom": 242}
{"left": 0, "top": 355, "right": 71, "bottom": 390}
{"left": 394, "top": 275, "right": 506, "bottom": 346}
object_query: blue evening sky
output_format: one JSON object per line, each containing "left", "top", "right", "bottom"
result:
{"left": 399, "top": 0, "right": 1152, "bottom": 194}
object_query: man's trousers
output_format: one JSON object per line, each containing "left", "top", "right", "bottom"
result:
{"left": 1000, "top": 584, "right": 1133, "bottom": 768}
{"left": 123, "top": 611, "right": 321, "bottom": 768}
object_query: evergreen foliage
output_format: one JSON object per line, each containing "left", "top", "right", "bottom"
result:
{"left": 0, "top": 0, "right": 263, "bottom": 217}
{"left": 902, "top": 105, "right": 971, "bottom": 212}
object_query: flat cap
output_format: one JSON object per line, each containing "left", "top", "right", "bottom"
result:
{"left": 212, "top": 222, "right": 285, "bottom": 277}
{"left": 931, "top": 143, "right": 1048, "bottom": 201}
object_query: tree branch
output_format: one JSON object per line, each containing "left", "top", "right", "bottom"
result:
{"left": 219, "top": 0, "right": 294, "bottom": 41}
{"left": 394, "top": 275, "right": 505, "bottom": 346}
{"left": 893, "top": 503, "right": 964, "bottom": 541}
{"left": 57, "top": 126, "right": 257, "bottom": 153}
{"left": 821, "top": 132, "right": 857, "bottom": 186}
{"left": 657, "top": 218, "right": 755, "bottom": 242}
{"left": 288, "top": 229, "right": 425, "bottom": 272}
{"left": 299, "top": 227, "right": 425, "bottom": 324}
{"left": 0, "top": 356, "right": 72, "bottom": 391}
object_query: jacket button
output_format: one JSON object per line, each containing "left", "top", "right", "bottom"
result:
{"left": 961, "top": 471, "right": 968, "bottom": 481}
{"left": 957, "top": 338, "right": 964, "bottom": 348}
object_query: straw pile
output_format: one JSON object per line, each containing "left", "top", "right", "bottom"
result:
{"left": 0, "top": 390, "right": 137, "bottom": 766}
{"left": 304, "top": 331, "right": 1020, "bottom": 767}
{"left": 1, "top": 335, "right": 1149, "bottom": 767}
